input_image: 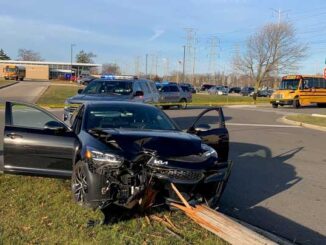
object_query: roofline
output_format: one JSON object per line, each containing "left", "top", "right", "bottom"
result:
{"left": 0, "top": 60, "right": 102, "bottom": 67}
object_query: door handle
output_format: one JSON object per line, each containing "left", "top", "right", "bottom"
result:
{"left": 6, "top": 133, "right": 23, "bottom": 139}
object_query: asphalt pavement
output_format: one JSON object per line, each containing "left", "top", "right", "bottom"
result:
{"left": 0, "top": 84, "right": 325, "bottom": 244}
{"left": 0, "top": 80, "right": 50, "bottom": 103}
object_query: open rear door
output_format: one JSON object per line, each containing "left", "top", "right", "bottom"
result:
{"left": 2, "top": 101, "right": 77, "bottom": 178}
{"left": 187, "top": 107, "right": 229, "bottom": 162}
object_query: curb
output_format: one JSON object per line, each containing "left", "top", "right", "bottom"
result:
{"left": 281, "top": 116, "right": 326, "bottom": 132}
{"left": 0, "top": 81, "right": 19, "bottom": 90}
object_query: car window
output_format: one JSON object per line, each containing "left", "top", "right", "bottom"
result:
{"left": 11, "top": 104, "right": 56, "bottom": 129}
{"left": 85, "top": 104, "right": 177, "bottom": 131}
{"left": 170, "top": 85, "right": 179, "bottom": 92}
{"left": 161, "top": 86, "right": 170, "bottom": 92}
{"left": 140, "top": 81, "right": 151, "bottom": 94}
{"left": 83, "top": 80, "right": 133, "bottom": 95}
{"left": 148, "top": 81, "right": 158, "bottom": 93}
{"left": 133, "top": 81, "right": 142, "bottom": 92}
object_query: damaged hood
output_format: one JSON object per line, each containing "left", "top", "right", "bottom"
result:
{"left": 92, "top": 128, "right": 203, "bottom": 157}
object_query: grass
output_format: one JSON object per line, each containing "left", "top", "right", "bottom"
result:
{"left": 286, "top": 114, "right": 326, "bottom": 127}
{"left": 0, "top": 175, "right": 227, "bottom": 244}
{"left": 192, "top": 94, "right": 269, "bottom": 105}
{"left": 0, "top": 80, "right": 17, "bottom": 88}
{"left": 36, "top": 85, "right": 269, "bottom": 108}
{"left": 37, "top": 85, "right": 80, "bottom": 106}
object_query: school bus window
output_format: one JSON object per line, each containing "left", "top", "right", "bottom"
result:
{"left": 279, "top": 79, "right": 300, "bottom": 90}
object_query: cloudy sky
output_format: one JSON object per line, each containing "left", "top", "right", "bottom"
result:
{"left": 0, "top": 0, "right": 325, "bottom": 75}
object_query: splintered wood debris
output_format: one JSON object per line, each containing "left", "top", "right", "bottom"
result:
{"left": 170, "top": 183, "right": 277, "bottom": 245}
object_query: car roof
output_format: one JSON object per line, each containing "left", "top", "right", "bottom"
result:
{"left": 83, "top": 100, "right": 157, "bottom": 109}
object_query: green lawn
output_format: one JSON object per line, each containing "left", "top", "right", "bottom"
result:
{"left": 192, "top": 94, "right": 269, "bottom": 105}
{"left": 36, "top": 86, "right": 269, "bottom": 107}
{"left": 0, "top": 80, "right": 17, "bottom": 88}
{"left": 0, "top": 175, "right": 227, "bottom": 244}
{"left": 286, "top": 114, "right": 326, "bottom": 127}
{"left": 37, "top": 85, "right": 80, "bottom": 106}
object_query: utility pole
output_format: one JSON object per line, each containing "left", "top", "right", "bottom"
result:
{"left": 182, "top": 45, "right": 186, "bottom": 83}
{"left": 192, "top": 47, "right": 196, "bottom": 86}
{"left": 145, "top": 54, "right": 148, "bottom": 77}
{"left": 70, "top": 43, "right": 76, "bottom": 81}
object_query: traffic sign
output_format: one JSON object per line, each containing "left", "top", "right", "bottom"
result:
{"left": 324, "top": 68, "right": 326, "bottom": 79}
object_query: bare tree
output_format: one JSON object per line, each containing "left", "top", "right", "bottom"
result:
{"left": 233, "top": 22, "right": 307, "bottom": 100}
{"left": 76, "top": 50, "right": 96, "bottom": 63}
{"left": 102, "top": 63, "right": 121, "bottom": 75}
{"left": 17, "top": 49, "right": 43, "bottom": 61}
{"left": 0, "top": 49, "right": 10, "bottom": 60}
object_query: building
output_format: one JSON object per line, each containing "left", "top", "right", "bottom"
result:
{"left": 0, "top": 60, "right": 102, "bottom": 80}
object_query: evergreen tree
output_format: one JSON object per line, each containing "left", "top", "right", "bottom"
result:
{"left": 0, "top": 49, "right": 10, "bottom": 60}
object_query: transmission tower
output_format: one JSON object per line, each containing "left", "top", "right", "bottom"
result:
{"left": 134, "top": 56, "right": 141, "bottom": 76}
{"left": 184, "top": 28, "right": 196, "bottom": 83}
{"left": 208, "top": 36, "right": 219, "bottom": 83}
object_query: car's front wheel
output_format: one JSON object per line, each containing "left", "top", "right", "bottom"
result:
{"left": 71, "top": 161, "right": 108, "bottom": 209}
{"left": 71, "top": 161, "right": 90, "bottom": 207}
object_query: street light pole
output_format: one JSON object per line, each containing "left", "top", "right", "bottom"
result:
{"left": 182, "top": 45, "right": 186, "bottom": 83}
{"left": 145, "top": 54, "right": 148, "bottom": 77}
{"left": 70, "top": 44, "right": 76, "bottom": 81}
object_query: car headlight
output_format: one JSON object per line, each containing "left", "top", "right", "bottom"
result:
{"left": 64, "top": 100, "right": 69, "bottom": 110}
{"left": 201, "top": 144, "right": 218, "bottom": 158}
{"left": 85, "top": 149, "right": 124, "bottom": 168}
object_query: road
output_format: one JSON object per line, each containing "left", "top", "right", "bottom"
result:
{"left": 0, "top": 81, "right": 49, "bottom": 103}
{"left": 0, "top": 84, "right": 325, "bottom": 244}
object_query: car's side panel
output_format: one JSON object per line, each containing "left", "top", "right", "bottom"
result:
{"left": 3, "top": 101, "right": 78, "bottom": 178}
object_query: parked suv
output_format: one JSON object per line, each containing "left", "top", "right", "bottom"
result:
{"left": 158, "top": 83, "right": 192, "bottom": 109}
{"left": 64, "top": 75, "right": 159, "bottom": 120}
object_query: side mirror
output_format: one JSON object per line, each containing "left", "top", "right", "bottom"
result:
{"left": 134, "top": 91, "right": 144, "bottom": 97}
{"left": 194, "top": 123, "right": 211, "bottom": 132}
{"left": 77, "top": 89, "right": 83, "bottom": 94}
{"left": 44, "top": 121, "right": 66, "bottom": 131}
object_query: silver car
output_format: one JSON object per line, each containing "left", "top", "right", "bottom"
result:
{"left": 158, "top": 83, "right": 192, "bottom": 109}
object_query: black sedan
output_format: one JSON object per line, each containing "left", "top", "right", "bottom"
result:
{"left": 1, "top": 101, "right": 231, "bottom": 211}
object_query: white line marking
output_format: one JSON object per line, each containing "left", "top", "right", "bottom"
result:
{"left": 226, "top": 123, "right": 300, "bottom": 128}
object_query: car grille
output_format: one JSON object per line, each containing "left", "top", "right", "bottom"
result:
{"left": 274, "top": 94, "right": 283, "bottom": 99}
{"left": 152, "top": 168, "right": 204, "bottom": 182}
{"left": 66, "top": 105, "right": 80, "bottom": 113}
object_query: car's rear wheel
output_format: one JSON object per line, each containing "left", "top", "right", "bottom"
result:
{"left": 178, "top": 99, "right": 187, "bottom": 110}
{"left": 162, "top": 105, "right": 170, "bottom": 110}
{"left": 272, "top": 103, "right": 278, "bottom": 108}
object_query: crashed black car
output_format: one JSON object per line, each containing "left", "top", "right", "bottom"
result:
{"left": 1, "top": 101, "right": 231, "bottom": 211}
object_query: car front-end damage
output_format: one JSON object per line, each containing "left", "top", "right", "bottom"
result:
{"left": 72, "top": 128, "right": 232, "bottom": 210}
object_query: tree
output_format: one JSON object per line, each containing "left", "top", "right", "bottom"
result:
{"left": 76, "top": 50, "right": 96, "bottom": 63}
{"left": 17, "top": 49, "right": 43, "bottom": 61}
{"left": 233, "top": 22, "right": 306, "bottom": 100}
{"left": 102, "top": 63, "right": 121, "bottom": 75}
{"left": 0, "top": 49, "right": 10, "bottom": 60}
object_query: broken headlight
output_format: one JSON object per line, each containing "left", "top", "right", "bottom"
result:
{"left": 86, "top": 149, "right": 124, "bottom": 168}
{"left": 201, "top": 144, "right": 218, "bottom": 158}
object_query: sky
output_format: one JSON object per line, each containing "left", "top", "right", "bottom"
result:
{"left": 0, "top": 0, "right": 326, "bottom": 76}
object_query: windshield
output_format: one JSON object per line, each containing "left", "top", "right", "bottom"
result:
{"left": 279, "top": 79, "right": 300, "bottom": 90}
{"left": 85, "top": 104, "right": 177, "bottom": 131}
{"left": 82, "top": 80, "right": 133, "bottom": 95}
{"left": 5, "top": 67, "right": 16, "bottom": 72}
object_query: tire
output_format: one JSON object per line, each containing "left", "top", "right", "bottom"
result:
{"left": 317, "top": 103, "right": 326, "bottom": 108}
{"left": 178, "top": 99, "right": 187, "bottom": 110}
{"left": 272, "top": 103, "right": 278, "bottom": 108}
{"left": 71, "top": 161, "right": 104, "bottom": 209}
{"left": 293, "top": 99, "right": 300, "bottom": 109}
{"left": 162, "top": 105, "right": 170, "bottom": 110}
{"left": 15, "top": 76, "right": 18, "bottom": 81}
{"left": 20, "top": 77, "right": 23, "bottom": 81}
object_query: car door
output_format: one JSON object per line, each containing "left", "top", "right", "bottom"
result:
{"left": 187, "top": 107, "right": 229, "bottom": 162}
{"left": 2, "top": 101, "right": 78, "bottom": 178}
{"left": 169, "top": 85, "right": 181, "bottom": 102}
{"left": 160, "top": 86, "right": 171, "bottom": 103}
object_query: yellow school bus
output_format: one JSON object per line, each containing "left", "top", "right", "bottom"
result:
{"left": 270, "top": 75, "right": 326, "bottom": 108}
{"left": 3, "top": 65, "right": 26, "bottom": 81}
